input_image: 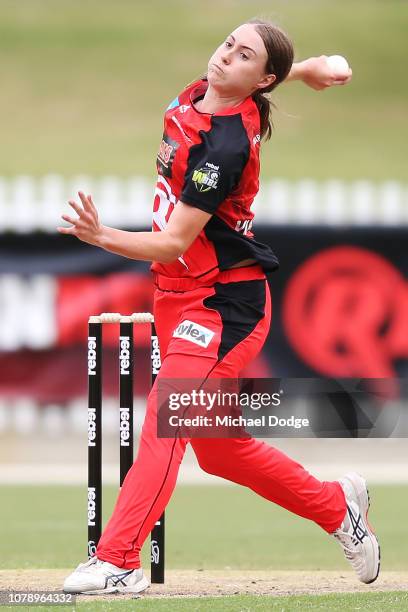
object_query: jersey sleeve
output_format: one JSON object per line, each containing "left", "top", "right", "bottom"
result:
{"left": 180, "top": 115, "right": 250, "bottom": 214}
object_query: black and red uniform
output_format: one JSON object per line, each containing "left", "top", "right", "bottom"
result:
{"left": 96, "top": 79, "right": 346, "bottom": 569}
{"left": 152, "top": 77, "right": 278, "bottom": 282}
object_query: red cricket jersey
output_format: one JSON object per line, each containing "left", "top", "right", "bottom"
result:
{"left": 151, "top": 78, "right": 279, "bottom": 281}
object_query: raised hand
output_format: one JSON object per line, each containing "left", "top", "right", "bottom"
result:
{"left": 57, "top": 191, "right": 104, "bottom": 246}
{"left": 299, "top": 55, "right": 352, "bottom": 90}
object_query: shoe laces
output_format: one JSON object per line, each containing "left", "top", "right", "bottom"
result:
{"left": 334, "top": 529, "right": 365, "bottom": 574}
{"left": 334, "top": 529, "right": 360, "bottom": 553}
{"left": 77, "top": 557, "right": 105, "bottom": 573}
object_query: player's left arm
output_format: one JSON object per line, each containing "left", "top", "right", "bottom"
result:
{"left": 286, "top": 57, "right": 352, "bottom": 90}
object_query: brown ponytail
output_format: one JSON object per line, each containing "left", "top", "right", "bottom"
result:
{"left": 248, "top": 19, "right": 294, "bottom": 141}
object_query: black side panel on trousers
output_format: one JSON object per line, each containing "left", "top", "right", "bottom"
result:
{"left": 203, "top": 280, "right": 266, "bottom": 361}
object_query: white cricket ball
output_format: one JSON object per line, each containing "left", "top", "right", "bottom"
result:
{"left": 326, "top": 55, "right": 350, "bottom": 75}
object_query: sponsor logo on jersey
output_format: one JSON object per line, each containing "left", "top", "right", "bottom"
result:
{"left": 253, "top": 133, "right": 261, "bottom": 146}
{"left": 235, "top": 219, "right": 253, "bottom": 235}
{"left": 178, "top": 104, "right": 190, "bottom": 114}
{"left": 173, "top": 320, "right": 214, "bottom": 347}
{"left": 157, "top": 133, "right": 179, "bottom": 178}
{"left": 192, "top": 162, "right": 220, "bottom": 192}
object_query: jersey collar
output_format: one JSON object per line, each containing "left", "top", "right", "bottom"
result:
{"left": 190, "top": 79, "right": 255, "bottom": 117}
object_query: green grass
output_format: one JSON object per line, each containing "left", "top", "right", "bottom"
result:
{"left": 0, "top": 0, "right": 406, "bottom": 179}
{"left": 2, "top": 592, "right": 408, "bottom": 611}
{"left": 0, "top": 484, "right": 407, "bottom": 571}
{"left": 75, "top": 591, "right": 408, "bottom": 611}
{"left": 1, "top": 484, "right": 406, "bottom": 610}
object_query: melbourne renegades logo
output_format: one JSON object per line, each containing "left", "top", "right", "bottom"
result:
{"left": 157, "top": 133, "right": 179, "bottom": 178}
{"left": 283, "top": 246, "right": 408, "bottom": 379}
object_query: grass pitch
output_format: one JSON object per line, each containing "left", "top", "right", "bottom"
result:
{"left": 0, "top": 484, "right": 407, "bottom": 609}
{"left": 1, "top": 483, "right": 407, "bottom": 571}
{"left": 76, "top": 592, "right": 408, "bottom": 611}
{"left": 1, "top": 591, "right": 408, "bottom": 612}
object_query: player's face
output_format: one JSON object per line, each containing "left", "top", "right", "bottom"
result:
{"left": 207, "top": 23, "right": 276, "bottom": 98}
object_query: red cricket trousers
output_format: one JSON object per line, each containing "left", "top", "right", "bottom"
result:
{"left": 96, "top": 266, "right": 346, "bottom": 569}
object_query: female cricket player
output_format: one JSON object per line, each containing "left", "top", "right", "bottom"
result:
{"left": 60, "top": 20, "right": 380, "bottom": 594}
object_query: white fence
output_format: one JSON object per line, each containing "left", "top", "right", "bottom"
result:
{"left": 0, "top": 176, "right": 407, "bottom": 232}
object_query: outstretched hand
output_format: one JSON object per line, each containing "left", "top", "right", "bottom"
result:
{"left": 300, "top": 55, "right": 352, "bottom": 90}
{"left": 57, "top": 191, "right": 104, "bottom": 246}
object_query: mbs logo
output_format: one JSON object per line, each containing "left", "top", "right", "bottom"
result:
{"left": 282, "top": 246, "right": 408, "bottom": 378}
{"left": 157, "top": 134, "right": 179, "bottom": 178}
